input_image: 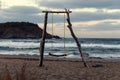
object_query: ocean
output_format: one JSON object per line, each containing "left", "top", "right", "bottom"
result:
{"left": 0, "top": 38, "right": 120, "bottom": 59}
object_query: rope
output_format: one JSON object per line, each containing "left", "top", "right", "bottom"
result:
{"left": 64, "top": 13, "right": 66, "bottom": 53}
{"left": 51, "top": 13, "right": 54, "bottom": 49}
{"left": 52, "top": 13, "right": 54, "bottom": 38}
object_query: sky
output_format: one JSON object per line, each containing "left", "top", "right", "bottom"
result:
{"left": 0, "top": 0, "right": 120, "bottom": 38}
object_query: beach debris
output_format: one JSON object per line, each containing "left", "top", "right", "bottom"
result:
{"left": 92, "top": 64, "right": 104, "bottom": 68}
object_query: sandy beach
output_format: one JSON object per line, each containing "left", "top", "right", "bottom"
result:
{"left": 0, "top": 55, "right": 120, "bottom": 80}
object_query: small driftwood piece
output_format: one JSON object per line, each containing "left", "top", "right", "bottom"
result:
{"left": 65, "top": 9, "right": 88, "bottom": 68}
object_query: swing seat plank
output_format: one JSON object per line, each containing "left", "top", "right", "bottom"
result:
{"left": 49, "top": 52, "right": 67, "bottom": 57}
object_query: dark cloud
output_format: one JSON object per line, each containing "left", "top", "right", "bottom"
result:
{"left": 39, "top": 11, "right": 120, "bottom": 23}
{"left": 4, "top": 6, "right": 41, "bottom": 14}
{"left": 39, "top": 0, "right": 120, "bottom": 9}
{"left": 79, "top": 22, "right": 120, "bottom": 31}
{"left": 0, "top": 6, "right": 42, "bottom": 23}
{"left": 1, "top": 6, "right": 120, "bottom": 23}
{"left": 71, "top": 11, "right": 120, "bottom": 22}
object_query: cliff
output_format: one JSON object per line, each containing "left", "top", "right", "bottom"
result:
{"left": 0, "top": 22, "right": 60, "bottom": 39}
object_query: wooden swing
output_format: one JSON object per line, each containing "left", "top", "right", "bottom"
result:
{"left": 48, "top": 13, "right": 67, "bottom": 57}
{"left": 39, "top": 9, "right": 88, "bottom": 67}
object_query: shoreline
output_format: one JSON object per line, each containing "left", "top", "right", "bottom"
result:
{"left": 1, "top": 54, "right": 120, "bottom": 61}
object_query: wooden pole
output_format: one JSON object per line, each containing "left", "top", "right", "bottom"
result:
{"left": 42, "top": 11, "right": 72, "bottom": 13}
{"left": 65, "top": 9, "right": 88, "bottom": 67}
{"left": 39, "top": 12, "right": 48, "bottom": 67}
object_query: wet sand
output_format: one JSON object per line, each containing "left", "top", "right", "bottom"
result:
{"left": 0, "top": 55, "right": 120, "bottom": 80}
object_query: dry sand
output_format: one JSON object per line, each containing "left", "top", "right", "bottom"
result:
{"left": 0, "top": 55, "right": 120, "bottom": 80}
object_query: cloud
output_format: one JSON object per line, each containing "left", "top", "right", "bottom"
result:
{"left": 71, "top": 11, "right": 120, "bottom": 22}
{"left": 79, "top": 21, "right": 120, "bottom": 31}
{"left": 0, "top": 6, "right": 42, "bottom": 23}
{"left": 40, "top": 11, "right": 120, "bottom": 23}
{"left": 72, "top": 20, "right": 120, "bottom": 38}
{"left": 4, "top": 6, "right": 41, "bottom": 14}
{"left": 1, "top": 1, "right": 120, "bottom": 23}
{"left": 1, "top": 5, "right": 120, "bottom": 30}
{"left": 39, "top": 0, "right": 120, "bottom": 9}
{"left": 37, "top": 0, "right": 120, "bottom": 24}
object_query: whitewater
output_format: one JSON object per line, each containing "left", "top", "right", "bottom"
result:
{"left": 0, "top": 38, "right": 120, "bottom": 59}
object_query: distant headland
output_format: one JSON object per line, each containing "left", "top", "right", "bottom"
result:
{"left": 0, "top": 22, "right": 60, "bottom": 39}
